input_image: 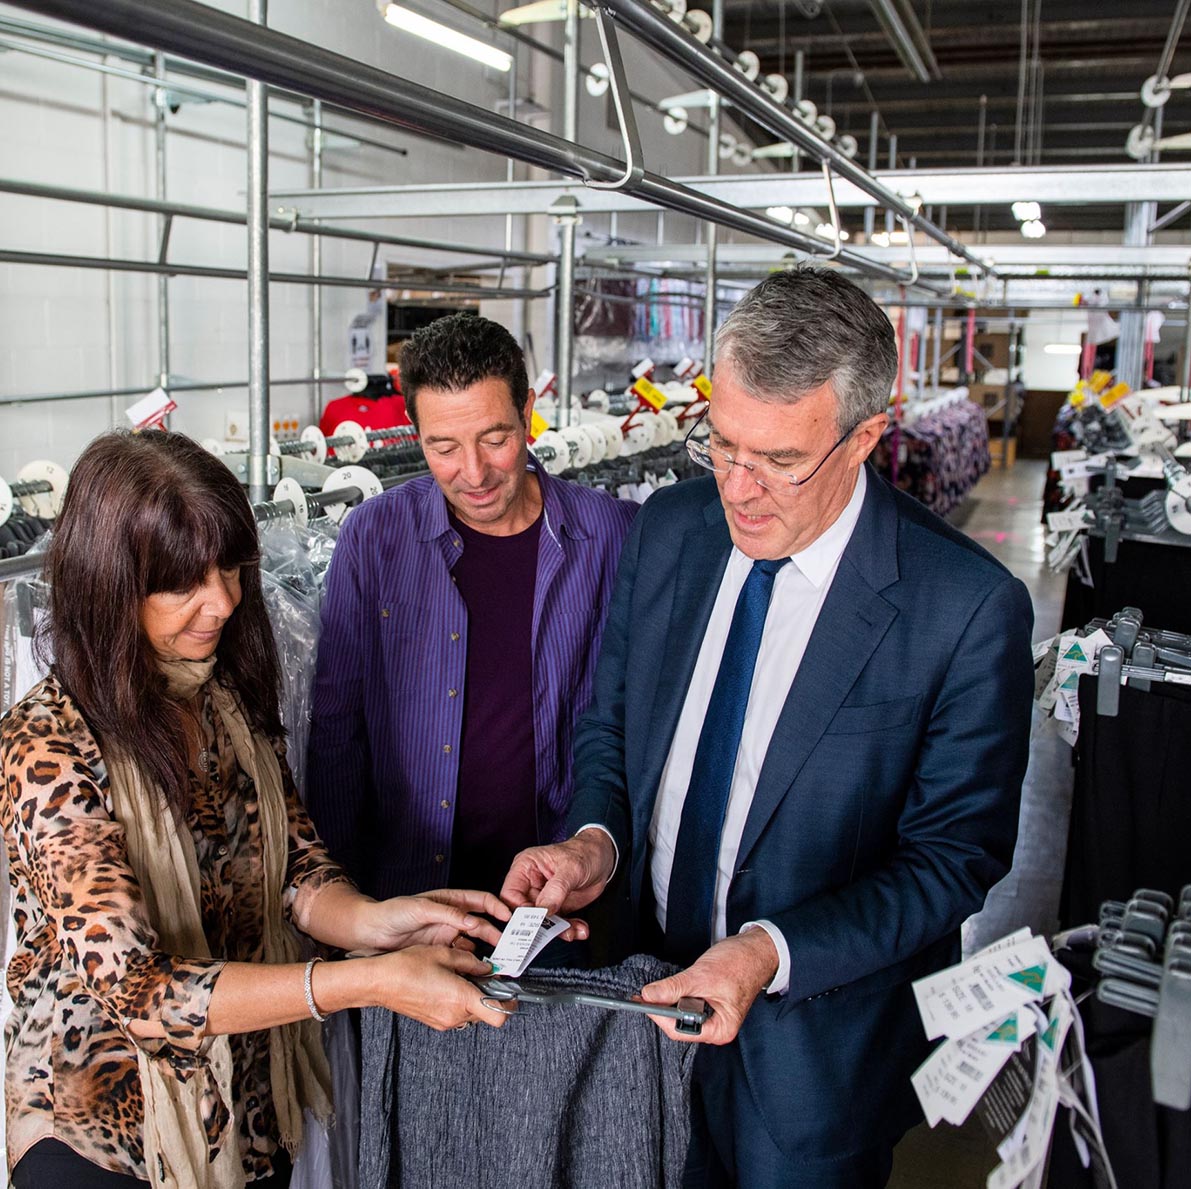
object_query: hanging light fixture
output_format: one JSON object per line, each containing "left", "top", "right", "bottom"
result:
{"left": 379, "top": 4, "right": 512, "bottom": 72}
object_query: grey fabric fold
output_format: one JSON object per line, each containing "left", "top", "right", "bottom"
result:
{"left": 359, "top": 955, "right": 695, "bottom": 1189}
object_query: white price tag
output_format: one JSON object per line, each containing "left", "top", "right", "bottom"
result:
{"left": 1046, "top": 509, "right": 1090, "bottom": 532}
{"left": 913, "top": 936, "right": 1070, "bottom": 1042}
{"left": 486, "top": 907, "right": 571, "bottom": 977}
{"left": 1050, "top": 449, "right": 1087, "bottom": 468}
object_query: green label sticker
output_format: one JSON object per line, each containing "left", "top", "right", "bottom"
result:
{"left": 1062, "top": 642, "right": 1088, "bottom": 663}
{"left": 1007, "top": 964, "right": 1046, "bottom": 994}
{"left": 985, "top": 1015, "right": 1019, "bottom": 1044}
{"left": 1040, "top": 1019, "right": 1060, "bottom": 1052}
{"left": 1059, "top": 672, "right": 1080, "bottom": 691}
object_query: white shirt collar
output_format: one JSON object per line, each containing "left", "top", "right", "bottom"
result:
{"left": 787, "top": 464, "right": 868, "bottom": 588}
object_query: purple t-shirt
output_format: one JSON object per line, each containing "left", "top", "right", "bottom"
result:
{"left": 447, "top": 509, "right": 543, "bottom": 894}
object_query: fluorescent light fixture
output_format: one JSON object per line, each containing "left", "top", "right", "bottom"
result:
{"left": 766, "top": 205, "right": 795, "bottom": 224}
{"left": 816, "top": 223, "right": 848, "bottom": 241}
{"left": 1021, "top": 219, "right": 1047, "bottom": 239}
{"left": 793, "top": 210, "right": 811, "bottom": 227}
{"left": 1011, "top": 200, "right": 1041, "bottom": 222}
{"left": 870, "top": 230, "right": 891, "bottom": 247}
{"left": 381, "top": 4, "right": 512, "bottom": 71}
{"left": 1044, "top": 343, "right": 1082, "bottom": 356}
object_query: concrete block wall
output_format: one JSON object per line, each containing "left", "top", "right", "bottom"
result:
{"left": 1, "top": 0, "right": 755, "bottom": 479}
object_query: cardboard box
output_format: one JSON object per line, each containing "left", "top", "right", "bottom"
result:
{"left": 973, "top": 334, "right": 1012, "bottom": 371}
{"left": 987, "top": 435, "right": 1017, "bottom": 466}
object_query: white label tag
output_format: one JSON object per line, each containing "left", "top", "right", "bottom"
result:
{"left": 1046, "top": 509, "right": 1090, "bottom": 532}
{"left": 487, "top": 907, "right": 571, "bottom": 977}
{"left": 1051, "top": 449, "right": 1087, "bottom": 468}
{"left": 913, "top": 936, "right": 1069, "bottom": 1042}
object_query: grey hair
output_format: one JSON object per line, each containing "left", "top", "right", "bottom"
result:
{"left": 713, "top": 266, "right": 898, "bottom": 433}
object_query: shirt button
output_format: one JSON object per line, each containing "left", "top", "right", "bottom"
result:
{"left": 443, "top": 744, "right": 452, "bottom": 753}
{"left": 448, "top": 688, "right": 457, "bottom": 698}
{"left": 452, "top": 538, "right": 461, "bottom": 548}
{"left": 441, "top": 800, "right": 450, "bottom": 809}
{"left": 380, "top": 608, "right": 390, "bottom": 618}
{"left": 216, "top": 844, "right": 229, "bottom": 857}
{"left": 435, "top": 854, "right": 445, "bottom": 864}
{"left": 450, "top": 632, "right": 460, "bottom": 641}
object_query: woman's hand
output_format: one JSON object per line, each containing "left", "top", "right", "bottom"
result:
{"left": 371, "top": 946, "right": 513, "bottom": 1030}
{"left": 362, "top": 888, "right": 511, "bottom": 952}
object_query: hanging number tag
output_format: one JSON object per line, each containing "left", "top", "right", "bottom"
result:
{"left": 693, "top": 374, "right": 713, "bottom": 400}
{"left": 487, "top": 907, "right": 571, "bottom": 977}
{"left": 529, "top": 411, "right": 550, "bottom": 443}
{"left": 633, "top": 377, "right": 668, "bottom": 410}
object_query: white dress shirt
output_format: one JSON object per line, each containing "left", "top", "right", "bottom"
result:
{"left": 647, "top": 466, "right": 868, "bottom": 994}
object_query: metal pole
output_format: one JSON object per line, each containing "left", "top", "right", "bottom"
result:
{"left": 791, "top": 49, "right": 804, "bottom": 172}
{"left": 701, "top": 0, "right": 722, "bottom": 376}
{"left": 153, "top": 51, "right": 170, "bottom": 403}
{"left": 310, "top": 97, "right": 323, "bottom": 427}
{"left": 247, "top": 0, "right": 270, "bottom": 503}
{"left": 864, "top": 110, "right": 878, "bottom": 242}
{"left": 555, "top": 0, "right": 579, "bottom": 427}
{"left": 1182, "top": 272, "right": 1191, "bottom": 403}
{"left": 100, "top": 58, "right": 120, "bottom": 428}
{"left": 931, "top": 305, "right": 943, "bottom": 392}
{"left": 886, "top": 134, "right": 897, "bottom": 237}
{"left": 975, "top": 95, "right": 986, "bottom": 238}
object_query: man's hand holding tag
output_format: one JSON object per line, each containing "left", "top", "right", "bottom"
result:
{"left": 499, "top": 828, "right": 615, "bottom": 935}
{"left": 639, "top": 930, "right": 779, "bottom": 1045}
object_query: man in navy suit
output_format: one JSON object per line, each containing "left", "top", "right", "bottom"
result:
{"left": 501, "top": 268, "right": 1034, "bottom": 1187}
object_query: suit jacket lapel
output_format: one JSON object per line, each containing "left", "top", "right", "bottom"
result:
{"left": 736, "top": 468, "right": 901, "bottom": 865}
{"left": 638, "top": 507, "right": 732, "bottom": 802}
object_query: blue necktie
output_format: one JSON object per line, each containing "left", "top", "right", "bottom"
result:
{"left": 664, "top": 557, "right": 789, "bottom": 966}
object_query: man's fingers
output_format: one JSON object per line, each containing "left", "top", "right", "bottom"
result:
{"left": 535, "top": 874, "right": 574, "bottom": 916}
{"left": 558, "top": 918, "right": 589, "bottom": 942}
{"left": 639, "top": 972, "right": 688, "bottom": 1005}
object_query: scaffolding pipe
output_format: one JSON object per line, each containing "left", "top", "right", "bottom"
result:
{"left": 310, "top": 98, "right": 323, "bottom": 426}
{"left": 2, "top": 0, "right": 915, "bottom": 286}
{"left": 0, "top": 178, "right": 553, "bottom": 267}
{"left": 702, "top": 0, "right": 722, "bottom": 376}
{"left": 153, "top": 52, "right": 170, "bottom": 397}
{"left": 246, "top": 0, "right": 269, "bottom": 504}
{"left": 0, "top": 376, "right": 350, "bottom": 409}
{"left": 1182, "top": 277, "right": 1191, "bottom": 403}
{"left": 0, "top": 250, "right": 550, "bottom": 297}
{"left": 597, "top": 0, "right": 997, "bottom": 277}
{"left": 556, "top": 0, "right": 580, "bottom": 427}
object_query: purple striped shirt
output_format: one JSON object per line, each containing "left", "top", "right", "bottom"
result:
{"left": 305, "top": 461, "right": 638, "bottom": 898}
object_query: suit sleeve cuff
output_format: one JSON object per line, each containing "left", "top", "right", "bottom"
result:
{"left": 573, "top": 824, "right": 619, "bottom": 881}
{"left": 741, "top": 920, "right": 790, "bottom": 996}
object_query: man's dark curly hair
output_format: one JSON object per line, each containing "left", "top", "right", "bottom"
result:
{"left": 399, "top": 312, "right": 529, "bottom": 427}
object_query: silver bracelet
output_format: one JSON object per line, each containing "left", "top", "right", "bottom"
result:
{"left": 304, "top": 956, "right": 328, "bottom": 1023}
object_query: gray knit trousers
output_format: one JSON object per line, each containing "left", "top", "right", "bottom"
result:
{"left": 358, "top": 954, "right": 696, "bottom": 1189}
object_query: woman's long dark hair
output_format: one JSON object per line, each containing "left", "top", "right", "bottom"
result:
{"left": 40, "top": 430, "right": 283, "bottom": 813}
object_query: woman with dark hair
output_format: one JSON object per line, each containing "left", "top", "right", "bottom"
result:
{"left": 0, "top": 430, "right": 511, "bottom": 1189}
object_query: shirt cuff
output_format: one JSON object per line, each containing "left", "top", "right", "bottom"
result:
{"left": 573, "top": 824, "right": 619, "bottom": 882}
{"left": 740, "top": 920, "right": 790, "bottom": 996}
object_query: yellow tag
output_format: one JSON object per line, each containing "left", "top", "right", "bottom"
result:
{"left": 1100, "top": 382, "right": 1131, "bottom": 407}
{"left": 693, "top": 374, "right": 712, "bottom": 400}
{"left": 529, "top": 411, "right": 550, "bottom": 441}
{"left": 1089, "top": 370, "right": 1112, "bottom": 394}
{"left": 633, "top": 377, "right": 667, "bottom": 410}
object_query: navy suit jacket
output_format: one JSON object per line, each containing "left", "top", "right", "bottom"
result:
{"left": 568, "top": 465, "right": 1035, "bottom": 1160}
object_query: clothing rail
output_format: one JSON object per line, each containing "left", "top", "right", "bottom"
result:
{"left": 0, "top": 375, "right": 344, "bottom": 409}
{"left": 2, "top": 0, "right": 918, "bottom": 290}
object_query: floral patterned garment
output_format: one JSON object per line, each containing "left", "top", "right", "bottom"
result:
{"left": 0, "top": 674, "right": 351, "bottom": 1181}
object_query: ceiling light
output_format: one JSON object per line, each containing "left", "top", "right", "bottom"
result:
{"left": 816, "top": 222, "right": 840, "bottom": 239}
{"left": 766, "top": 205, "right": 795, "bottom": 224}
{"left": 380, "top": 4, "right": 512, "bottom": 71}
{"left": 1021, "top": 219, "right": 1047, "bottom": 239}
{"left": 793, "top": 210, "right": 812, "bottom": 226}
{"left": 1011, "top": 200, "right": 1041, "bottom": 222}
{"left": 870, "top": 231, "right": 891, "bottom": 247}
{"left": 1044, "top": 343, "right": 1082, "bottom": 356}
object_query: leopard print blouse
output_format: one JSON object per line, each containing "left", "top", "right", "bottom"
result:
{"left": 0, "top": 675, "right": 351, "bottom": 1181}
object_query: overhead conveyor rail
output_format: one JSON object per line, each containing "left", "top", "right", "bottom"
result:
{"left": 596, "top": 0, "right": 993, "bottom": 279}
{"left": 3, "top": 0, "right": 934, "bottom": 291}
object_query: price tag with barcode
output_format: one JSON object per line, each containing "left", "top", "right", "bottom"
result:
{"left": 693, "top": 374, "right": 712, "bottom": 400}
{"left": 633, "top": 377, "right": 668, "bottom": 410}
{"left": 486, "top": 907, "right": 571, "bottom": 977}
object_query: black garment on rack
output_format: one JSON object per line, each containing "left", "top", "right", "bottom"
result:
{"left": 1048, "top": 676, "right": 1191, "bottom": 1189}
{"left": 1060, "top": 535, "right": 1191, "bottom": 634}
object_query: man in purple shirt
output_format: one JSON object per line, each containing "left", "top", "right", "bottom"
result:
{"left": 306, "top": 313, "right": 638, "bottom": 899}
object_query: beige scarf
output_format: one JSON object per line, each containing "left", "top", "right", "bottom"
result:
{"left": 105, "top": 656, "right": 332, "bottom": 1189}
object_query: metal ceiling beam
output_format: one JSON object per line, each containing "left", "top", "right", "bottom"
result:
{"left": 270, "top": 164, "right": 1191, "bottom": 219}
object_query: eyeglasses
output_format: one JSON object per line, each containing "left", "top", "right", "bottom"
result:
{"left": 683, "top": 410, "right": 856, "bottom": 491}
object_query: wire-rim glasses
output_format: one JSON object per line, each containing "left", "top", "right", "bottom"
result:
{"left": 683, "top": 409, "right": 856, "bottom": 491}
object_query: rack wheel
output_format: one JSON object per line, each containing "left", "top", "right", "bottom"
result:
{"left": 330, "top": 419, "right": 369, "bottom": 463}
{"left": 16, "top": 460, "right": 68, "bottom": 519}
{"left": 321, "top": 465, "right": 384, "bottom": 524}
{"left": 272, "top": 477, "right": 310, "bottom": 529}
{"left": 300, "top": 425, "right": 328, "bottom": 464}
